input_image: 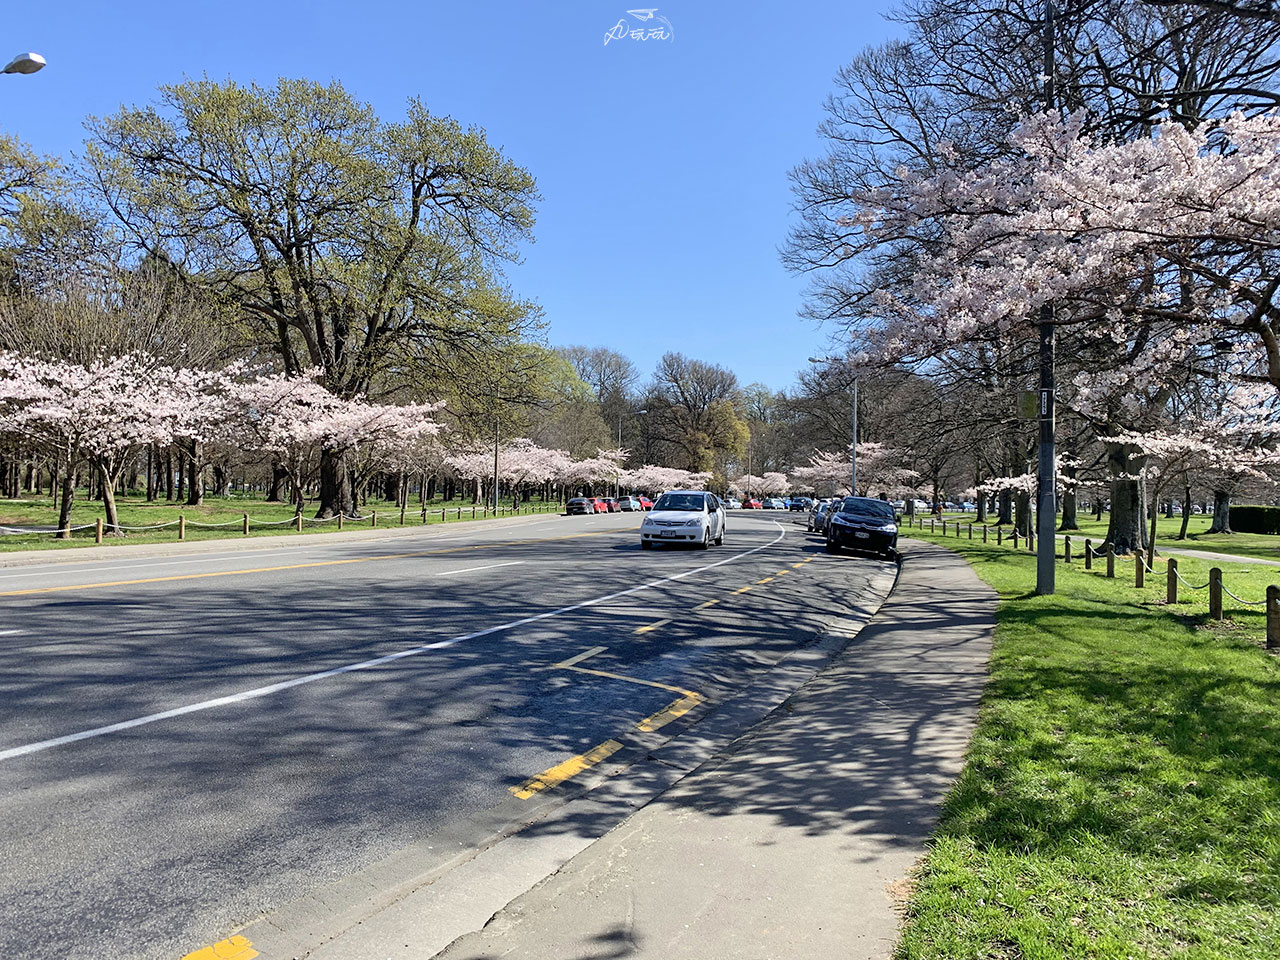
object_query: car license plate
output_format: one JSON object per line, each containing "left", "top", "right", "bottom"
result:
{"left": 659, "top": 530, "right": 678, "bottom": 537}
{"left": 854, "top": 531, "right": 870, "bottom": 538}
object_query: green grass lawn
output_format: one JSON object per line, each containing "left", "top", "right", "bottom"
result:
{"left": 896, "top": 526, "right": 1280, "bottom": 960}
{"left": 0, "top": 493, "right": 562, "bottom": 551}
{"left": 934, "top": 512, "right": 1280, "bottom": 564}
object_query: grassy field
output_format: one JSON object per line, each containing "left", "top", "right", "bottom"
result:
{"left": 895, "top": 526, "right": 1280, "bottom": 959}
{"left": 935, "top": 511, "right": 1280, "bottom": 564}
{"left": 0, "top": 492, "right": 562, "bottom": 552}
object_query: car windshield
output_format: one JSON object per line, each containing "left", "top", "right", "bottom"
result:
{"left": 654, "top": 493, "right": 705, "bottom": 512}
{"left": 837, "top": 497, "right": 895, "bottom": 519}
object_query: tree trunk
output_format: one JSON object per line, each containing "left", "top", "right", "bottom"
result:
{"left": 99, "top": 462, "right": 122, "bottom": 534}
{"left": 212, "top": 463, "right": 231, "bottom": 498}
{"left": 1093, "top": 497, "right": 1103, "bottom": 520}
{"left": 316, "top": 447, "right": 354, "bottom": 518}
{"left": 146, "top": 446, "right": 156, "bottom": 501}
{"left": 1015, "top": 490, "right": 1031, "bottom": 536}
{"left": 1104, "top": 442, "right": 1147, "bottom": 555}
{"left": 1177, "top": 485, "right": 1192, "bottom": 540}
{"left": 186, "top": 456, "right": 203, "bottom": 506}
{"left": 266, "top": 463, "right": 288, "bottom": 502}
{"left": 1058, "top": 486, "right": 1078, "bottom": 530}
{"left": 56, "top": 468, "right": 76, "bottom": 538}
{"left": 1207, "top": 489, "right": 1232, "bottom": 534}
{"left": 997, "top": 488, "right": 1013, "bottom": 525}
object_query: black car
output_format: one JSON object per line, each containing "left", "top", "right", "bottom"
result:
{"left": 825, "top": 497, "right": 898, "bottom": 558}
{"left": 789, "top": 497, "right": 814, "bottom": 512}
{"left": 566, "top": 498, "right": 594, "bottom": 515}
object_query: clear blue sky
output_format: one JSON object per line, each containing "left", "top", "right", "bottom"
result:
{"left": 0, "top": 2, "right": 899, "bottom": 392}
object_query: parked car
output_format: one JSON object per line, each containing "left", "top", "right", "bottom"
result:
{"left": 640, "top": 490, "right": 727, "bottom": 549}
{"left": 789, "top": 497, "right": 813, "bottom": 512}
{"left": 567, "top": 498, "right": 595, "bottom": 515}
{"left": 618, "top": 496, "right": 642, "bottom": 511}
{"left": 637, "top": 495, "right": 654, "bottom": 511}
{"left": 599, "top": 497, "right": 621, "bottom": 513}
{"left": 589, "top": 497, "right": 609, "bottom": 513}
{"left": 741, "top": 498, "right": 762, "bottom": 509}
{"left": 807, "top": 500, "right": 835, "bottom": 533}
{"left": 825, "top": 496, "right": 899, "bottom": 559}
{"left": 724, "top": 497, "right": 742, "bottom": 510}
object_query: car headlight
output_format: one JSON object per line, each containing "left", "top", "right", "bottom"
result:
{"left": 641, "top": 517, "right": 656, "bottom": 527}
{"left": 685, "top": 518, "right": 703, "bottom": 527}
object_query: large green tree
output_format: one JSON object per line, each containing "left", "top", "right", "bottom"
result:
{"left": 85, "top": 77, "right": 540, "bottom": 515}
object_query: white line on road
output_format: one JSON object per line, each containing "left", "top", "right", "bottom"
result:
{"left": 0, "top": 629, "right": 20, "bottom": 636}
{"left": 436, "top": 561, "right": 524, "bottom": 577}
{"left": 0, "top": 522, "right": 786, "bottom": 763}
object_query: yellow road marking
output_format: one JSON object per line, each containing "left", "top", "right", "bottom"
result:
{"left": 733, "top": 585, "right": 753, "bottom": 594}
{"left": 775, "top": 569, "right": 790, "bottom": 576}
{"left": 182, "top": 936, "right": 258, "bottom": 960}
{"left": 0, "top": 528, "right": 636, "bottom": 598}
{"left": 791, "top": 562, "right": 806, "bottom": 568}
{"left": 692, "top": 598, "right": 721, "bottom": 610}
{"left": 635, "top": 618, "right": 672, "bottom": 634}
{"left": 509, "top": 739, "right": 623, "bottom": 799}
{"left": 757, "top": 576, "right": 774, "bottom": 584}
{"left": 636, "top": 694, "right": 703, "bottom": 732}
{"left": 551, "top": 645, "right": 608, "bottom": 668}
{"left": 560, "top": 665, "right": 698, "bottom": 698}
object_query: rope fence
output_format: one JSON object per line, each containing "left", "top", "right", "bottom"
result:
{"left": 908, "top": 515, "right": 1280, "bottom": 652}
{"left": 0, "top": 501, "right": 565, "bottom": 546}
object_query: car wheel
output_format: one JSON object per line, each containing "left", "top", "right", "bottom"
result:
{"left": 697, "top": 527, "right": 710, "bottom": 550}
{"left": 715, "top": 527, "right": 724, "bottom": 545}
{"left": 824, "top": 539, "right": 840, "bottom": 554}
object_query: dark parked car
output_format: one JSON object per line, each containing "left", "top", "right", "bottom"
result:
{"left": 789, "top": 497, "right": 813, "bottom": 512}
{"left": 567, "top": 498, "right": 594, "bottom": 515}
{"left": 825, "top": 497, "right": 899, "bottom": 559}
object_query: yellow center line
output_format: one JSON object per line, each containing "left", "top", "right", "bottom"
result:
{"left": 559, "top": 664, "right": 699, "bottom": 698}
{"left": 510, "top": 739, "right": 623, "bottom": 799}
{"left": 635, "top": 618, "right": 672, "bottom": 634}
{"left": 692, "top": 598, "right": 721, "bottom": 610}
{"left": 791, "top": 561, "right": 806, "bottom": 568}
{"left": 757, "top": 576, "right": 774, "bottom": 584}
{"left": 775, "top": 569, "right": 790, "bottom": 576}
{"left": 733, "top": 585, "right": 753, "bottom": 594}
{"left": 182, "top": 935, "right": 258, "bottom": 960}
{"left": 0, "top": 527, "right": 637, "bottom": 598}
{"left": 636, "top": 693, "right": 703, "bottom": 732}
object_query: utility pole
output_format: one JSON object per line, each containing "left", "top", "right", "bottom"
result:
{"left": 1036, "top": 0, "right": 1057, "bottom": 595}
{"left": 850, "top": 375, "right": 859, "bottom": 497}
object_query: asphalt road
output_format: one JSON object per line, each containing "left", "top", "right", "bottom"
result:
{"left": 0, "top": 510, "right": 890, "bottom": 959}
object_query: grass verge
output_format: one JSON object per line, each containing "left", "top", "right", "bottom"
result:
{"left": 895, "top": 527, "right": 1280, "bottom": 960}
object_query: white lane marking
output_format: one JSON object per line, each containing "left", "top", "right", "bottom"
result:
{"left": 0, "top": 522, "right": 786, "bottom": 763}
{"left": 435, "top": 560, "right": 524, "bottom": 577}
{"left": 0, "top": 629, "right": 20, "bottom": 636}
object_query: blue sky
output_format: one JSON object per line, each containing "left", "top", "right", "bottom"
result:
{"left": 0, "top": 2, "right": 900, "bottom": 392}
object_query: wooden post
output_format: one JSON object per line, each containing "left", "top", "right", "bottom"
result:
{"left": 997, "top": 526, "right": 1003, "bottom": 545}
{"left": 457, "top": 507, "right": 462, "bottom": 520}
{"left": 982, "top": 525, "right": 988, "bottom": 543}
{"left": 1135, "top": 552, "right": 1144, "bottom": 588}
{"left": 95, "top": 517, "right": 103, "bottom": 544}
{"left": 1167, "top": 557, "right": 1178, "bottom": 604}
{"left": 1084, "top": 538, "right": 1093, "bottom": 570}
{"left": 178, "top": 515, "right": 186, "bottom": 541}
{"left": 1209, "top": 567, "right": 1223, "bottom": 620}
{"left": 337, "top": 514, "right": 344, "bottom": 530}
{"left": 930, "top": 518, "right": 935, "bottom": 532}
{"left": 472, "top": 506, "right": 477, "bottom": 520}
{"left": 1063, "top": 535, "right": 1072, "bottom": 563}
{"left": 1012, "top": 530, "right": 1019, "bottom": 550}
{"left": 400, "top": 503, "right": 407, "bottom": 526}
{"left": 1267, "top": 585, "right": 1280, "bottom": 651}
{"left": 371, "top": 510, "right": 377, "bottom": 528}
{"left": 441, "top": 507, "right": 446, "bottom": 523}
{"left": 1106, "top": 544, "right": 1115, "bottom": 578}
{"left": 296, "top": 513, "right": 303, "bottom": 533}
{"left": 243, "top": 512, "right": 249, "bottom": 536}
{"left": 968, "top": 523, "right": 973, "bottom": 539}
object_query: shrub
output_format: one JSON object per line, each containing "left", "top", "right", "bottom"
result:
{"left": 1229, "top": 505, "right": 1280, "bottom": 535}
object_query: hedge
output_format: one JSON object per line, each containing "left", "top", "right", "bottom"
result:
{"left": 1228, "top": 504, "right": 1280, "bottom": 535}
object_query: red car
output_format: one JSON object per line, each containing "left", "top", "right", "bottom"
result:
{"left": 637, "top": 496, "right": 654, "bottom": 510}
{"left": 590, "top": 498, "right": 609, "bottom": 513}
{"left": 742, "top": 498, "right": 762, "bottom": 509}
{"left": 600, "top": 497, "right": 621, "bottom": 513}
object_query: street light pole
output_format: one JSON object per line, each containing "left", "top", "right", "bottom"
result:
{"left": 1036, "top": 1, "right": 1057, "bottom": 595}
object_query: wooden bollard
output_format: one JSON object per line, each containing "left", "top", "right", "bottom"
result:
{"left": 472, "top": 506, "right": 477, "bottom": 520}
{"left": 1267, "top": 585, "right": 1280, "bottom": 651}
{"left": 371, "top": 510, "right": 377, "bottom": 527}
{"left": 1011, "top": 530, "right": 1019, "bottom": 550}
{"left": 1135, "top": 552, "right": 1144, "bottom": 588}
{"left": 295, "top": 513, "right": 303, "bottom": 533}
{"left": 968, "top": 523, "right": 973, "bottom": 539}
{"left": 95, "top": 517, "right": 103, "bottom": 544}
{"left": 457, "top": 507, "right": 462, "bottom": 520}
{"left": 1209, "top": 567, "right": 1223, "bottom": 620}
{"left": 1106, "top": 544, "right": 1115, "bottom": 578}
{"left": 1167, "top": 557, "right": 1178, "bottom": 604}
{"left": 178, "top": 515, "right": 186, "bottom": 540}
{"left": 997, "top": 527, "right": 1003, "bottom": 545}
{"left": 1084, "top": 538, "right": 1093, "bottom": 570}
{"left": 1063, "top": 535, "right": 1072, "bottom": 563}
{"left": 930, "top": 519, "right": 935, "bottom": 533}
{"left": 441, "top": 507, "right": 447, "bottom": 523}
{"left": 337, "top": 514, "right": 344, "bottom": 530}
{"left": 982, "top": 525, "right": 988, "bottom": 543}
{"left": 243, "top": 512, "right": 249, "bottom": 535}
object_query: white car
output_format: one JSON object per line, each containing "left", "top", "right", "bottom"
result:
{"left": 725, "top": 497, "right": 742, "bottom": 509}
{"left": 640, "top": 490, "right": 727, "bottom": 549}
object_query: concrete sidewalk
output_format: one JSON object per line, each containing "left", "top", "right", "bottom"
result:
{"left": 424, "top": 538, "right": 995, "bottom": 960}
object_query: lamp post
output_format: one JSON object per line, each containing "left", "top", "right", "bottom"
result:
{"left": 3, "top": 52, "right": 45, "bottom": 75}
{"left": 617, "top": 408, "right": 647, "bottom": 497}
{"left": 1035, "top": 1, "right": 1057, "bottom": 595}
{"left": 809, "top": 356, "right": 857, "bottom": 496}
